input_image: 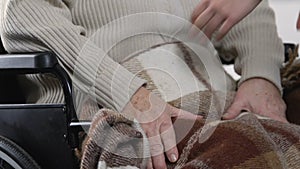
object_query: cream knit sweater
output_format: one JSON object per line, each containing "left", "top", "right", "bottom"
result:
{"left": 0, "top": 0, "right": 284, "bottom": 112}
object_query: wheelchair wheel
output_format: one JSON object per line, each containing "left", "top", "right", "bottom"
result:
{"left": 0, "top": 136, "right": 40, "bottom": 169}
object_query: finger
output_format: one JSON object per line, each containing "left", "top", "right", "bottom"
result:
{"left": 191, "top": 0, "right": 209, "bottom": 23}
{"left": 216, "top": 18, "right": 236, "bottom": 40}
{"left": 193, "top": 8, "right": 215, "bottom": 30}
{"left": 203, "top": 13, "right": 225, "bottom": 39}
{"left": 187, "top": 25, "right": 210, "bottom": 48}
{"left": 223, "top": 101, "right": 249, "bottom": 120}
{"left": 147, "top": 158, "right": 153, "bottom": 169}
{"left": 160, "top": 120, "right": 178, "bottom": 163}
{"left": 170, "top": 107, "right": 202, "bottom": 120}
{"left": 147, "top": 131, "right": 167, "bottom": 169}
{"left": 151, "top": 154, "right": 167, "bottom": 169}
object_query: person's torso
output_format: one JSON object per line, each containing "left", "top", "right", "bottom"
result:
{"left": 65, "top": 0, "right": 199, "bottom": 37}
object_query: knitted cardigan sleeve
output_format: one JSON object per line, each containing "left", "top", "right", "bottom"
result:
{"left": 0, "top": 0, "right": 146, "bottom": 112}
{"left": 218, "top": 0, "right": 284, "bottom": 92}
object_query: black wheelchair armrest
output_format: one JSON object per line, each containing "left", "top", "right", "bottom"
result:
{"left": 0, "top": 52, "right": 73, "bottom": 110}
{"left": 0, "top": 52, "right": 73, "bottom": 112}
{"left": 0, "top": 52, "right": 58, "bottom": 71}
{"left": 0, "top": 52, "right": 82, "bottom": 148}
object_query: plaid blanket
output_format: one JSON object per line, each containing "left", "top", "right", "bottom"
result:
{"left": 80, "top": 109, "right": 300, "bottom": 169}
{"left": 79, "top": 44, "right": 300, "bottom": 169}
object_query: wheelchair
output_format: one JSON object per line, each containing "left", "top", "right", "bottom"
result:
{"left": 0, "top": 40, "right": 87, "bottom": 169}
{"left": 0, "top": 36, "right": 298, "bottom": 169}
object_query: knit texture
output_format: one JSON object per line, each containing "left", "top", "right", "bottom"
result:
{"left": 81, "top": 109, "right": 300, "bottom": 169}
{"left": 0, "top": 0, "right": 284, "bottom": 112}
{"left": 80, "top": 109, "right": 149, "bottom": 169}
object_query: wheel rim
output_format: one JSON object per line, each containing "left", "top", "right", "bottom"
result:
{"left": 0, "top": 150, "right": 22, "bottom": 169}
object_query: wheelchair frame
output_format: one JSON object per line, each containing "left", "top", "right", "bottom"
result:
{"left": 0, "top": 52, "right": 88, "bottom": 169}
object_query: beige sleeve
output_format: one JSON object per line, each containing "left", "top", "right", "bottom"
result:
{"left": 218, "top": 0, "right": 284, "bottom": 92}
{"left": 0, "top": 0, "right": 146, "bottom": 111}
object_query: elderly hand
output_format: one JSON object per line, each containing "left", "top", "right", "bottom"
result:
{"left": 223, "top": 78, "right": 288, "bottom": 123}
{"left": 122, "top": 87, "right": 200, "bottom": 169}
{"left": 191, "top": 0, "right": 261, "bottom": 40}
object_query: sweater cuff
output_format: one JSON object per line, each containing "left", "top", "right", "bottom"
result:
{"left": 74, "top": 43, "right": 147, "bottom": 112}
{"left": 238, "top": 56, "right": 283, "bottom": 94}
{"left": 93, "top": 56, "right": 147, "bottom": 112}
{"left": 109, "top": 64, "right": 147, "bottom": 112}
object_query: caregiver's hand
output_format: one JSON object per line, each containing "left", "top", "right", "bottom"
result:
{"left": 191, "top": 0, "right": 261, "bottom": 40}
{"left": 223, "top": 78, "right": 288, "bottom": 123}
{"left": 122, "top": 87, "right": 200, "bottom": 169}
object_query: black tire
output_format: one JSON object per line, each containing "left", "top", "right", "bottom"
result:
{"left": 0, "top": 135, "right": 40, "bottom": 169}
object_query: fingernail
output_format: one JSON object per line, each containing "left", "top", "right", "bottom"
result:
{"left": 222, "top": 113, "right": 229, "bottom": 118}
{"left": 170, "top": 154, "right": 177, "bottom": 162}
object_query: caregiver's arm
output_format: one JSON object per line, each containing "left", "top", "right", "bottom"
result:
{"left": 191, "top": 0, "right": 261, "bottom": 40}
{"left": 216, "top": 0, "right": 287, "bottom": 122}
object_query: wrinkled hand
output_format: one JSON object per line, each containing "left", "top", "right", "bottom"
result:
{"left": 122, "top": 87, "right": 200, "bottom": 169}
{"left": 223, "top": 78, "right": 287, "bottom": 123}
{"left": 191, "top": 0, "right": 261, "bottom": 40}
